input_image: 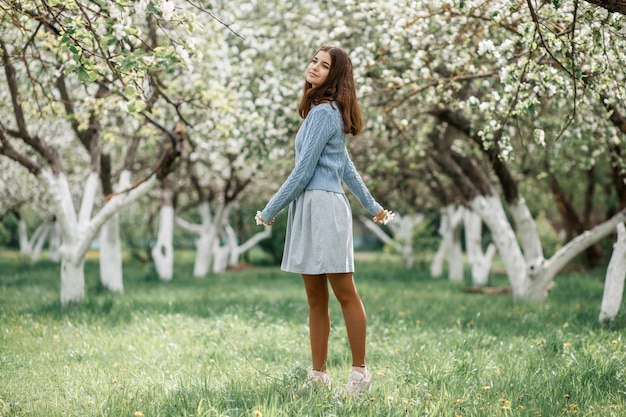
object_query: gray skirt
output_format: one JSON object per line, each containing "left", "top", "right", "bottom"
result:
{"left": 281, "top": 189, "right": 354, "bottom": 274}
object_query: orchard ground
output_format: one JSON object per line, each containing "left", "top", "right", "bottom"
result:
{"left": 0, "top": 250, "right": 624, "bottom": 417}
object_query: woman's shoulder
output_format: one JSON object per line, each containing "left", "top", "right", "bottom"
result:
{"left": 310, "top": 101, "right": 341, "bottom": 118}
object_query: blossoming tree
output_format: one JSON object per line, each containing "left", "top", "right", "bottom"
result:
{"left": 345, "top": 0, "right": 625, "bottom": 301}
{"left": 0, "top": 0, "right": 224, "bottom": 305}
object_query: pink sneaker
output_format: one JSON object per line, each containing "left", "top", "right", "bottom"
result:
{"left": 342, "top": 366, "right": 371, "bottom": 395}
{"left": 300, "top": 370, "right": 330, "bottom": 391}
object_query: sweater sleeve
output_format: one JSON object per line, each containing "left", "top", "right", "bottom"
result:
{"left": 260, "top": 108, "right": 336, "bottom": 221}
{"left": 342, "top": 152, "right": 381, "bottom": 216}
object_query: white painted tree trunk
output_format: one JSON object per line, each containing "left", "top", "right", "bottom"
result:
{"left": 525, "top": 210, "right": 626, "bottom": 302}
{"left": 194, "top": 232, "right": 213, "bottom": 277}
{"left": 463, "top": 209, "right": 496, "bottom": 286}
{"left": 212, "top": 239, "right": 229, "bottom": 273}
{"left": 176, "top": 201, "right": 232, "bottom": 277}
{"left": 430, "top": 208, "right": 449, "bottom": 278}
{"left": 152, "top": 189, "right": 175, "bottom": 281}
{"left": 599, "top": 223, "right": 626, "bottom": 322}
{"left": 99, "top": 214, "right": 124, "bottom": 292}
{"left": 472, "top": 193, "right": 626, "bottom": 303}
{"left": 176, "top": 202, "right": 214, "bottom": 277}
{"left": 17, "top": 219, "right": 51, "bottom": 261}
{"left": 215, "top": 223, "right": 272, "bottom": 272}
{"left": 449, "top": 224, "right": 464, "bottom": 282}
{"left": 18, "top": 218, "right": 30, "bottom": 256}
{"left": 51, "top": 170, "right": 95, "bottom": 305}
{"left": 470, "top": 195, "right": 527, "bottom": 298}
{"left": 430, "top": 205, "right": 464, "bottom": 280}
{"left": 48, "top": 220, "right": 61, "bottom": 263}
{"left": 360, "top": 213, "right": 422, "bottom": 269}
{"left": 61, "top": 257, "right": 85, "bottom": 306}
{"left": 509, "top": 197, "right": 544, "bottom": 268}
{"left": 98, "top": 170, "right": 131, "bottom": 293}
{"left": 41, "top": 169, "right": 158, "bottom": 306}
{"left": 388, "top": 214, "right": 423, "bottom": 269}
{"left": 30, "top": 222, "right": 52, "bottom": 262}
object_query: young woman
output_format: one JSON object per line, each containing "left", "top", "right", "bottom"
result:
{"left": 256, "top": 45, "right": 391, "bottom": 394}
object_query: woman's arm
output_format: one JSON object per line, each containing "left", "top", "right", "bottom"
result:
{"left": 260, "top": 108, "right": 336, "bottom": 222}
{"left": 342, "top": 154, "right": 381, "bottom": 216}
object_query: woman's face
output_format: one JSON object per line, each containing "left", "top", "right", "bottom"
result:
{"left": 306, "top": 50, "right": 331, "bottom": 88}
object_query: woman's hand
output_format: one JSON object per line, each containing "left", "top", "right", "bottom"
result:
{"left": 255, "top": 211, "right": 275, "bottom": 226}
{"left": 373, "top": 208, "right": 394, "bottom": 224}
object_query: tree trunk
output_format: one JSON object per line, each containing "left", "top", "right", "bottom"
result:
{"left": 224, "top": 223, "right": 272, "bottom": 269}
{"left": 43, "top": 169, "right": 81, "bottom": 306}
{"left": 195, "top": 202, "right": 216, "bottom": 277}
{"left": 360, "top": 213, "right": 422, "bottom": 269}
{"left": 583, "top": 0, "right": 626, "bottom": 15}
{"left": 508, "top": 197, "right": 544, "bottom": 264}
{"left": 226, "top": 224, "right": 239, "bottom": 267}
{"left": 41, "top": 166, "right": 158, "bottom": 306}
{"left": 431, "top": 205, "right": 464, "bottom": 280}
{"left": 463, "top": 209, "right": 496, "bottom": 286}
{"left": 176, "top": 201, "right": 233, "bottom": 277}
{"left": 449, "top": 218, "right": 464, "bottom": 282}
{"left": 599, "top": 223, "right": 626, "bottom": 322}
{"left": 526, "top": 209, "right": 626, "bottom": 302}
{"left": 30, "top": 222, "right": 51, "bottom": 262}
{"left": 17, "top": 217, "right": 30, "bottom": 256}
{"left": 388, "top": 214, "right": 423, "bottom": 269}
{"left": 49, "top": 220, "right": 61, "bottom": 262}
{"left": 98, "top": 170, "right": 131, "bottom": 293}
{"left": 212, "top": 239, "right": 229, "bottom": 273}
{"left": 430, "top": 207, "right": 450, "bottom": 279}
{"left": 18, "top": 220, "right": 52, "bottom": 262}
{"left": 99, "top": 214, "right": 124, "bottom": 292}
{"left": 152, "top": 187, "right": 174, "bottom": 281}
{"left": 470, "top": 194, "right": 528, "bottom": 298}
{"left": 60, "top": 256, "right": 85, "bottom": 306}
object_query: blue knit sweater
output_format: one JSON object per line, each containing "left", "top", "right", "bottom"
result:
{"left": 261, "top": 102, "right": 381, "bottom": 222}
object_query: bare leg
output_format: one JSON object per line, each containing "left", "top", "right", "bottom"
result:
{"left": 302, "top": 274, "right": 330, "bottom": 371}
{"left": 327, "top": 272, "right": 366, "bottom": 367}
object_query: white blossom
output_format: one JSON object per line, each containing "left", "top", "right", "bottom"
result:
{"left": 477, "top": 39, "right": 496, "bottom": 56}
{"left": 161, "top": 0, "right": 175, "bottom": 21}
{"left": 534, "top": 129, "right": 546, "bottom": 147}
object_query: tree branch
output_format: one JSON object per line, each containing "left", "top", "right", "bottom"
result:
{"left": 583, "top": 0, "right": 626, "bottom": 15}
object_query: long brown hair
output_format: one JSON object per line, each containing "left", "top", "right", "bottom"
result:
{"left": 298, "top": 46, "right": 364, "bottom": 136}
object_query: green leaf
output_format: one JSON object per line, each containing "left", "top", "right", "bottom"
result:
{"left": 147, "top": 3, "right": 160, "bottom": 15}
{"left": 124, "top": 85, "right": 138, "bottom": 98}
{"left": 127, "top": 100, "right": 146, "bottom": 113}
{"left": 76, "top": 66, "right": 98, "bottom": 83}
{"left": 76, "top": 66, "right": 90, "bottom": 82}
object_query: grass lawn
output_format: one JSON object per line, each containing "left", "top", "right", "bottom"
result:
{"left": 0, "top": 250, "right": 624, "bottom": 416}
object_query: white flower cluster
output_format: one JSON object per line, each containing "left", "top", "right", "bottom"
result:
{"left": 160, "top": 0, "right": 175, "bottom": 21}
{"left": 379, "top": 209, "right": 395, "bottom": 225}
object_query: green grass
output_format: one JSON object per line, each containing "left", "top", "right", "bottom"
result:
{"left": 0, "top": 251, "right": 624, "bottom": 417}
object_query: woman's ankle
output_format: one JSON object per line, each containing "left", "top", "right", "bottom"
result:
{"left": 351, "top": 365, "right": 367, "bottom": 374}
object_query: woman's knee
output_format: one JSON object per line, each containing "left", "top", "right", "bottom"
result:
{"left": 333, "top": 289, "right": 359, "bottom": 307}
{"left": 302, "top": 275, "right": 329, "bottom": 309}
{"left": 306, "top": 292, "right": 329, "bottom": 309}
{"left": 328, "top": 273, "right": 359, "bottom": 306}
